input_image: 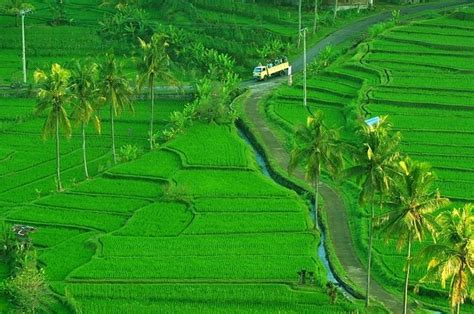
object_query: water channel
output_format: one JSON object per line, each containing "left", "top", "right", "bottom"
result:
{"left": 237, "top": 127, "right": 354, "bottom": 299}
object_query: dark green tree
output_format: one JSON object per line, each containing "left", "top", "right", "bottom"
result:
{"left": 99, "top": 4, "right": 153, "bottom": 45}
{"left": 49, "top": 0, "right": 69, "bottom": 26}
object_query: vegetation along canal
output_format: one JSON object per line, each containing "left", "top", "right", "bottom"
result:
{"left": 236, "top": 126, "right": 353, "bottom": 299}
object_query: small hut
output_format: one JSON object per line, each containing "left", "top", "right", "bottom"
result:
{"left": 322, "top": 0, "right": 370, "bottom": 11}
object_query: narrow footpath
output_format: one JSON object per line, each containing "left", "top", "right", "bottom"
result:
{"left": 243, "top": 81, "right": 404, "bottom": 313}
{"left": 243, "top": 1, "right": 471, "bottom": 313}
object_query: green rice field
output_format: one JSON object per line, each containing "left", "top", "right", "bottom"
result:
{"left": 0, "top": 1, "right": 372, "bottom": 311}
{"left": 1, "top": 0, "right": 473, "bottom": 313}
{"left": 264, "top": 5, "right": 474, "bottom": 312}
{"left": 0, "top": 88, "right": 361, "bottom": 310}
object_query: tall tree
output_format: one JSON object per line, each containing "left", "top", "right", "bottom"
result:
{"left": 34, "top": 63, "right": 72, "bottom": 191}
{"left": 382, "top": 158, "right": 449, "bottom": 314}
{"left": 344, "top": 116, "right": 401, "bottom": 308}
{"left": 137, "top": 33, "right": 175, "bottom": 150}
{"left": 417, "top": 204, "right": 473, "bottom": 314}
{"left": 98, "top": 53, "right": 133, "bottom": 164}
{"left": 289, "top": 111, "right": 343, "bottom": 229}
{"left": 69, "top": 60, "right": 102, "bottom": 178}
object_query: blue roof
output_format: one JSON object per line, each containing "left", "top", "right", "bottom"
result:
{"left": 364, "top": 116, "right": 380, "bottom": 127}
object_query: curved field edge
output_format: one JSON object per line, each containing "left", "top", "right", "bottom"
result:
{"left": 1, "top": 118, "right": 364, "bottom": 312}
{"left": 260, "top": 5, "right": 474, "bottom": 313}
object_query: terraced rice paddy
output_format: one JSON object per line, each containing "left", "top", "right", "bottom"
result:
{"left": 264, "top": 6, "right": 474, "bottom": 311}
{"left": 0, "top": 91, "right": 361, "bottom": 311}
{"left": 1, "top": 0, "right": 473, "bottom": 312}
{"left": 0, "top": 1, "right": 380, "bottom": 311}
{"left": 0, "top": 0, "right": 329, "bottom": 84}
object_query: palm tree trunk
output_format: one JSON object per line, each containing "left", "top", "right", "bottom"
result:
{"left": 365, "top": 202, "right": 375, "bottom": 308}
{"left": 110, "top": 104, "right": 116, "bottom": 164}
{"left": 314, "top": 175, "right": 320, "bottom": 230}
{"left": 453, "top": 267, "right": 464, "bottom": 314}
{"left": 297, "top": 0, "right": 302, "bottom": 48}
{"left": 149, "top": 79, "right": 154, "bottom": 150}
{"left": 313, "top": 0, "right": 318, "bottom": 34}
{"left": 403, "top": 235, "right": 412, "bottom": 314}
{"left": 55, "top": 107, "right": 62, "bottom": 191}
{"left": 333, "top": 0, "right": 338, "bottom": 22}
{"left": 82, "top": 122, "right": 89, "bottom": 178}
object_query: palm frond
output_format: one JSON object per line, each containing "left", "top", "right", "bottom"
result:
{"left": 59, "top": 106, "right": 72, "bottom": 138}
{"left": 41, "top": 113, "right": 56, "bottom": 139}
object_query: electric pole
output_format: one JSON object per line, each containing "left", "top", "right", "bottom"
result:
{"left": 297, "top": 0, "right": 302, "bottom": 48}
{"left": 302, "top": 28, "right": 307, "bottom": 110}
{"left": 20, "top": 9, "right": 32, "bottom": 84}
{"left": 302, "top": 28, "right": 313, "bottom": 116}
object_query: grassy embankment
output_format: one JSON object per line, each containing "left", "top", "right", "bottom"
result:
{"left": 262, "top": 5, "right": 474, "bottom": 312}
{"left": 0, "top": 1, "right": 377, "bottom": 312}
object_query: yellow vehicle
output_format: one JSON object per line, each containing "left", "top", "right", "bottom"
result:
{"left": 253, "top": 57, "right": 289, "bottom": 81}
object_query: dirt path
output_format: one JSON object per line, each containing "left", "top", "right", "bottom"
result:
{"left": 242, "top": 1, "right": 470, "bottom": 312}
{"left": 243, "top": 81, "right": 404, "bottom": 313}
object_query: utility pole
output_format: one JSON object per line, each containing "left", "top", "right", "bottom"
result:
{"left": 20, "top": 9, "right": 32, "bottom": 84}
{"left": 313, "top": 0, "right": 318, "bottom": 34}
{"left": 302, "top": 28, "right": 307, "bottom": 110}
{"left": 301, "top": 26, "right": 317, "bottom": 229}
{"left": 297, "top": 0, "right": 302, "bottom": 48}
{"left": 302, "top": 27, "right": 313, "bottom": 117}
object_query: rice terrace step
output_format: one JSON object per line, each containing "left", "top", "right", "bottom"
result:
{"left": 0, "top": 0, "right": 472, "bottom": 313}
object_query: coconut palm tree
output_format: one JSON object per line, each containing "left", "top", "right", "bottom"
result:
{"left": 344, "top": 115, "right": 401, "bottom": 308}
{"left": 417, "top": 204, "right": 473, "bottom": 314}
{"left": 289, "top": 111, "right": 343, "bottom": 229}
{"left": 34, "top": 63, "right": 72, "bottom": 191}
{"left": 98, "top": 53, "right": 133, "bottom": 164}
{"left": 69, "top": 60, "right": 102, "bottom": 178}
{"left": 137, "top": 33, "right": 175, "bottom": 150}
{"left": 381, "top": 157, "right": 449, "bottom": 314}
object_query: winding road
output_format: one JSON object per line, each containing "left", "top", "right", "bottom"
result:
{"left": 242, "top": 1, "right": 472, "bottom": 312}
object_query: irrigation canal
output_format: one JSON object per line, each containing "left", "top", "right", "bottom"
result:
{"left": 236, "top": 126, "right": 354, "bottom": 300}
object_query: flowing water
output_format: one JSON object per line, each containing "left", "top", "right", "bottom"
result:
{"left": 237, "top": 127, "right": 354, "bottom": 299}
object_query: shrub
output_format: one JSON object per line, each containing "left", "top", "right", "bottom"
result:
{"left": 391, "top": 9, "right": 401, "bottom": 25}
{"left": 49, "top": 0, "right": 71, "bottom": 26}
{"left": 98, "top": 4, "right": 154, "bottom": 45}
{"left": 308, "top": 45, "right": 343, "bottom": 75}
{"left": 118, "top": 144, "right": 140, "bottom": 162}
{"left": 192, "top": 73, "right": 240, "bottom": 124}
{"left": 161, "top": 103, "right": 196, "bottom": 142}
{"left": 5, "top": 256, "right": 53, "bottom": 313}
{"left": 367, "top": 21, "right": 395, "bottom": 39}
